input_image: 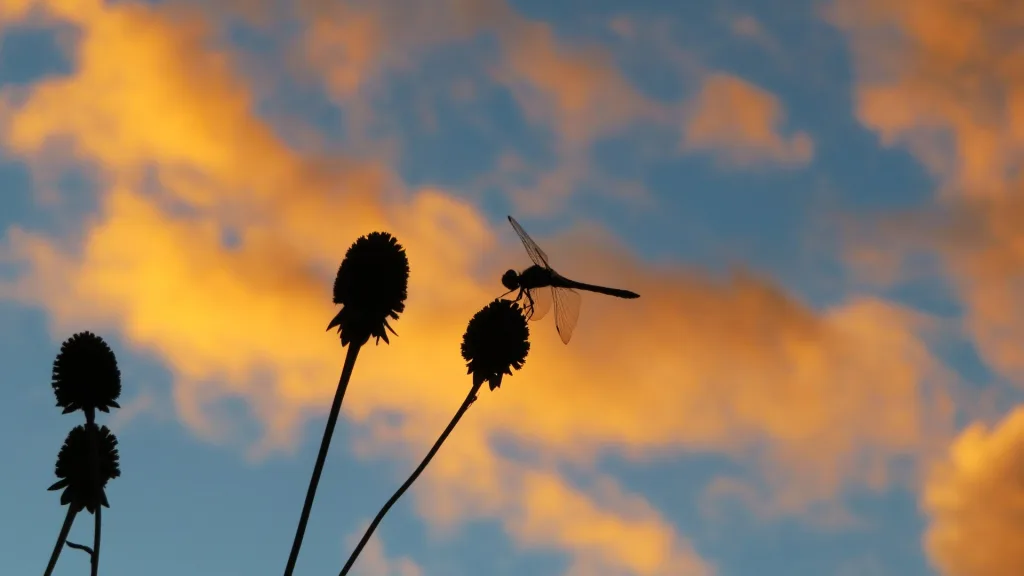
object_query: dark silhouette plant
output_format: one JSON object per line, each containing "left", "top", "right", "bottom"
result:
{"left": 338, "top": 298, "right": 530, "bottom": 576}
{"left": 283, "top": 231, "right": 410, "bottom": 576}
{"left": 52, "top": 331, "right": 122, "bottom": 422}
{"left": 45, "top": 424, "right": 121, "bottom": 575}
{"left": 44, "top": 332, "right": 123, "bottom": 576}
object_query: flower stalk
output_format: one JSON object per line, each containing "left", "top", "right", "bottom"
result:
{"left": 44, "top": 423, "right": 120, "bottom": 576}
{"left": 339, "top": 380, "right": 482, "bottom": 576}
{"left": 43, "top": 508, "right": 77, "bottom": 576}
{"left": 283, "top": 231, "right": 408, "bottom": 576}
{"left": 282, "top": 341, "right": 362, "bottom": 576}
{"left": 338, "top": 299, "right": 529, "bottom": 575}
{"left": 44, "top": 332, "right": 122, "bottom": 576}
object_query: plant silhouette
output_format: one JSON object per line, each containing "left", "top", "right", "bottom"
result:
{"left": 338, "top": 298, "right": 530, "bottom": 575}
{"left": 283, "top": 231, "right": 410, "bottom": 576}
{"left": 44, "top": 332, "right": 123, "bottom": 576}
{"left": 26, "top": 225, "right": 637, "bottom": 576}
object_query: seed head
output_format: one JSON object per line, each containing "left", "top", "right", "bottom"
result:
{"left": 461, "top": 299, "right": 530, "bottom": 390}
{"left": 47, "top": 424, "right": 122, "bottom": 514}
{"left": 327, "top": 232, "right": 410, "bottom": 347}
{"left": 52, "top": 332, "right": 121, "bottom": 420}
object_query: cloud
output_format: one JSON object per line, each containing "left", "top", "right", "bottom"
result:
{"left": 727, "top": 14, "right": 780, "bottom": 55}
{"left": 293, "top": 0, "right": 665, "bottom": 215}
{"left": 683, "top": 73, "right": 814, "bottom": 167}
{"left": 828, "top": 0, "right": 1024, "bottom": 385}
{"left": 494, "top": 20, "right": 663, "bottom": 148}
{"left": 303, "top": 5, "right": 384, "bottom": 100}
{"left": 361, "top": 421, "right": 713, "bottom": 576}
{"left": 513, "top": 471, "right": 711, "bottom": 576}
{"left": 829, "top": 4, "right": 1024, "bottom": 572}
{"left": 922, "top": 406, "right": 1024, "bottom": 576}
{"left": 293, "top": 0, "right": 808, "bottom": 217}
{"left": 0, "top": 0, "right": 961, "bottom": 572}
{"left": 343, "top": 528, "right": 422, "bottom": 576}
{"left": 828, "top": 0, "right": 1024, "bottom": 193}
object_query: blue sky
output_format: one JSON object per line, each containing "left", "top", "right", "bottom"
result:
{"left": 3, "top": 0, "right": 1023, "bottom": 575}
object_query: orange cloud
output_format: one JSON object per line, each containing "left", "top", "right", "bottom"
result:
{"left": 294, "top": 0, "right": 665, "bottom": 215}
{"left": 342, "top": 529, "right": 422, "bottom": 576}
{"left": 829, "top": 6, "right": 1024, "bottom": 570}
{"left": 728, "top": 14, "right": 780, "bottom": 56}
{"left": 494, "top": 20, "right": 662, "bottom": 147}
{"left": 297, "top": 0, "right": 658, "bottom": 146}
{"left": 829, "top": 0, "right": 1024, "bottom": 193}
{"left": 922, "top": 407, "right": 1024, "bottom": 576}
{"left": 293, "top": 0, "right": 807, "bottom": 219}
{"left": 829, "top": 0, "right": 1024, "bottom": 386}
{"left": 0, "top": 1, "right": 711, "bottom": 571}
{"left": 512, "top": 472, "right": 711, "bottom": 575}
{"left": 0, "top": 0, "right": 960, "bottom": 572}
{"left": 683, "top": 73, "right": 814, "bottom": 167}
{"left": 301, "top": 5, "right": 384, "bottom": 100}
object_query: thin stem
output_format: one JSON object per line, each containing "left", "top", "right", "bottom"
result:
{"left": 283, "top": 342, "right": 363, "bottom": 576}
{"left": 43, "top": 506, "right": 77, "bottom": 576}
{"left": 90, "top": 506, "right": 101, "bottom": 576}
{"left": 338, "top": 380, "right": 483, "bottom": 576}
{"left": 88, "top": 425, "right": 103, "bottom": 576}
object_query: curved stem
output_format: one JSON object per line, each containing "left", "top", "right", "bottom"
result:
{"left": 43, "top": 507, "right": 77, "bottom": 576}
{"left": 65, "top": 541, "right": 94, "bottom": 556}
{"left": 283, "top": 342, "right": 363, "bottom": 576}
{"left": 90, "top": 506, "right": 101, "bottom": 576}
{"left": 338, "top": 381, "right": 483, "bottom": 576}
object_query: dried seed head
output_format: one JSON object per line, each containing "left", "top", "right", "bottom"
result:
{"left": 52, "top": 332, "right": 121, "bottom": 420}
{"left": 48, "top": 424, "right": 122, "bottom": 514}
{"left": 461, "top": 299, "right": 530, "bottom": 390}
{"left": 327, "top": 232, "right": 410, "bottom": 347}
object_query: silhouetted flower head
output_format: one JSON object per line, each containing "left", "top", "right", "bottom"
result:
{"left": 52, "top": 332, "right": 121, "bottom": 420}
{"left": 461, "top": 299, "right": 530, "bottom": 390}
{"left": 328, "top": 232, "right": 410, "bottom": 347}
{"left": 48, "top": 424, "right": 121, "bottom": 514}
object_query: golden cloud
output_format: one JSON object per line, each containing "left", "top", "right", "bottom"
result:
{"left": 342, "top": 529, "right": 423, "bottom": 576}
{"left": 293, "top": 0, "right": 807, "bottom": 218}
{"left": 0, "top": 0, "right": 959, "bottom": 572}
{"left": 922, "top": 406, "right": 1024, "bottom": 576}
{"left": 830, "top": 2, "right": 1024, "bottom": 572}
{"left": 683, "top": 73, "right": 814, "bottom": 167}
{"left": 829, "top": 0, "right": 1024, "bottom": 385}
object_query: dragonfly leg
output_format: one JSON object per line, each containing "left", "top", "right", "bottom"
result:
{"left": 524, "top": 291, "right": 536, "bottom": 319}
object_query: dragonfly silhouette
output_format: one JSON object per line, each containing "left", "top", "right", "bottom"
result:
{"left": 501, "top": 215, "right": 640, "bottom": 344}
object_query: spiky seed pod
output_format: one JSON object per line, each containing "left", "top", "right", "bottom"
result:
{"left": 327, "top": 232, "right": 410, "bottom": 348}
{"left": 52, "top": 332, "right": 121, "bottom": 419}
{"left": 47, "top": 424, "right": 121, "bottom": 514}
{"left": 461, "top": 299, "right": 530, "bottom": 390}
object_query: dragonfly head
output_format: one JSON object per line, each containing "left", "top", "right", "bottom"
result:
{"left": 501, "top": 269, "right": 520, "bottom": 291}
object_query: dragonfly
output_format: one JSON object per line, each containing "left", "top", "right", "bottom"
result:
{"left": 502, "top": 215, "right": 640, "bottom": 344}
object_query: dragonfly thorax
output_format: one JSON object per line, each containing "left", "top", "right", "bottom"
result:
{"left": 517, "top": 265, "right": 555, "bottom": 289}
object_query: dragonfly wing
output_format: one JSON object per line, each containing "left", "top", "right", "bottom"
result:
{"left": 552, "top": 287, "right": 582, "bottom": 344}
{"left": 508, "top": 215, "right": 551, "bottom": 268}
{"left": 526, "top": 286, "right": 553, "bottom": 321}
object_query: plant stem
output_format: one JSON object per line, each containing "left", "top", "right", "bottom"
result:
{"left": 90, "top": 506, "right": 101, "bottom": 576}
{"left": 338, "top": 381, "right": 483, "bottom": 576}
{"left": 283, "top": 342, "right": 363, "bottom": 576}
{"left": 65, "top": 541, "right": 94, "bottom": 556}
{"left": 88, "top": 423, "right": 103, "bottom": 576}
{"left": 43, "top": 507, "right": 77, "bottom": 576}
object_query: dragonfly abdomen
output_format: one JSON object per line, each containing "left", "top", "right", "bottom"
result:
{"left": 561, "top": 279, "right": 640, "bottom": 299}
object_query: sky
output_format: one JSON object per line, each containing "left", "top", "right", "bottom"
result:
{"left": 1, "top": 0, "right": 1023, "bottom": 575}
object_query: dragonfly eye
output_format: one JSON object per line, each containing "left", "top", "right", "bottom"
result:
{"left": 501, "top": 270, "right": 519, "bottom": 291}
